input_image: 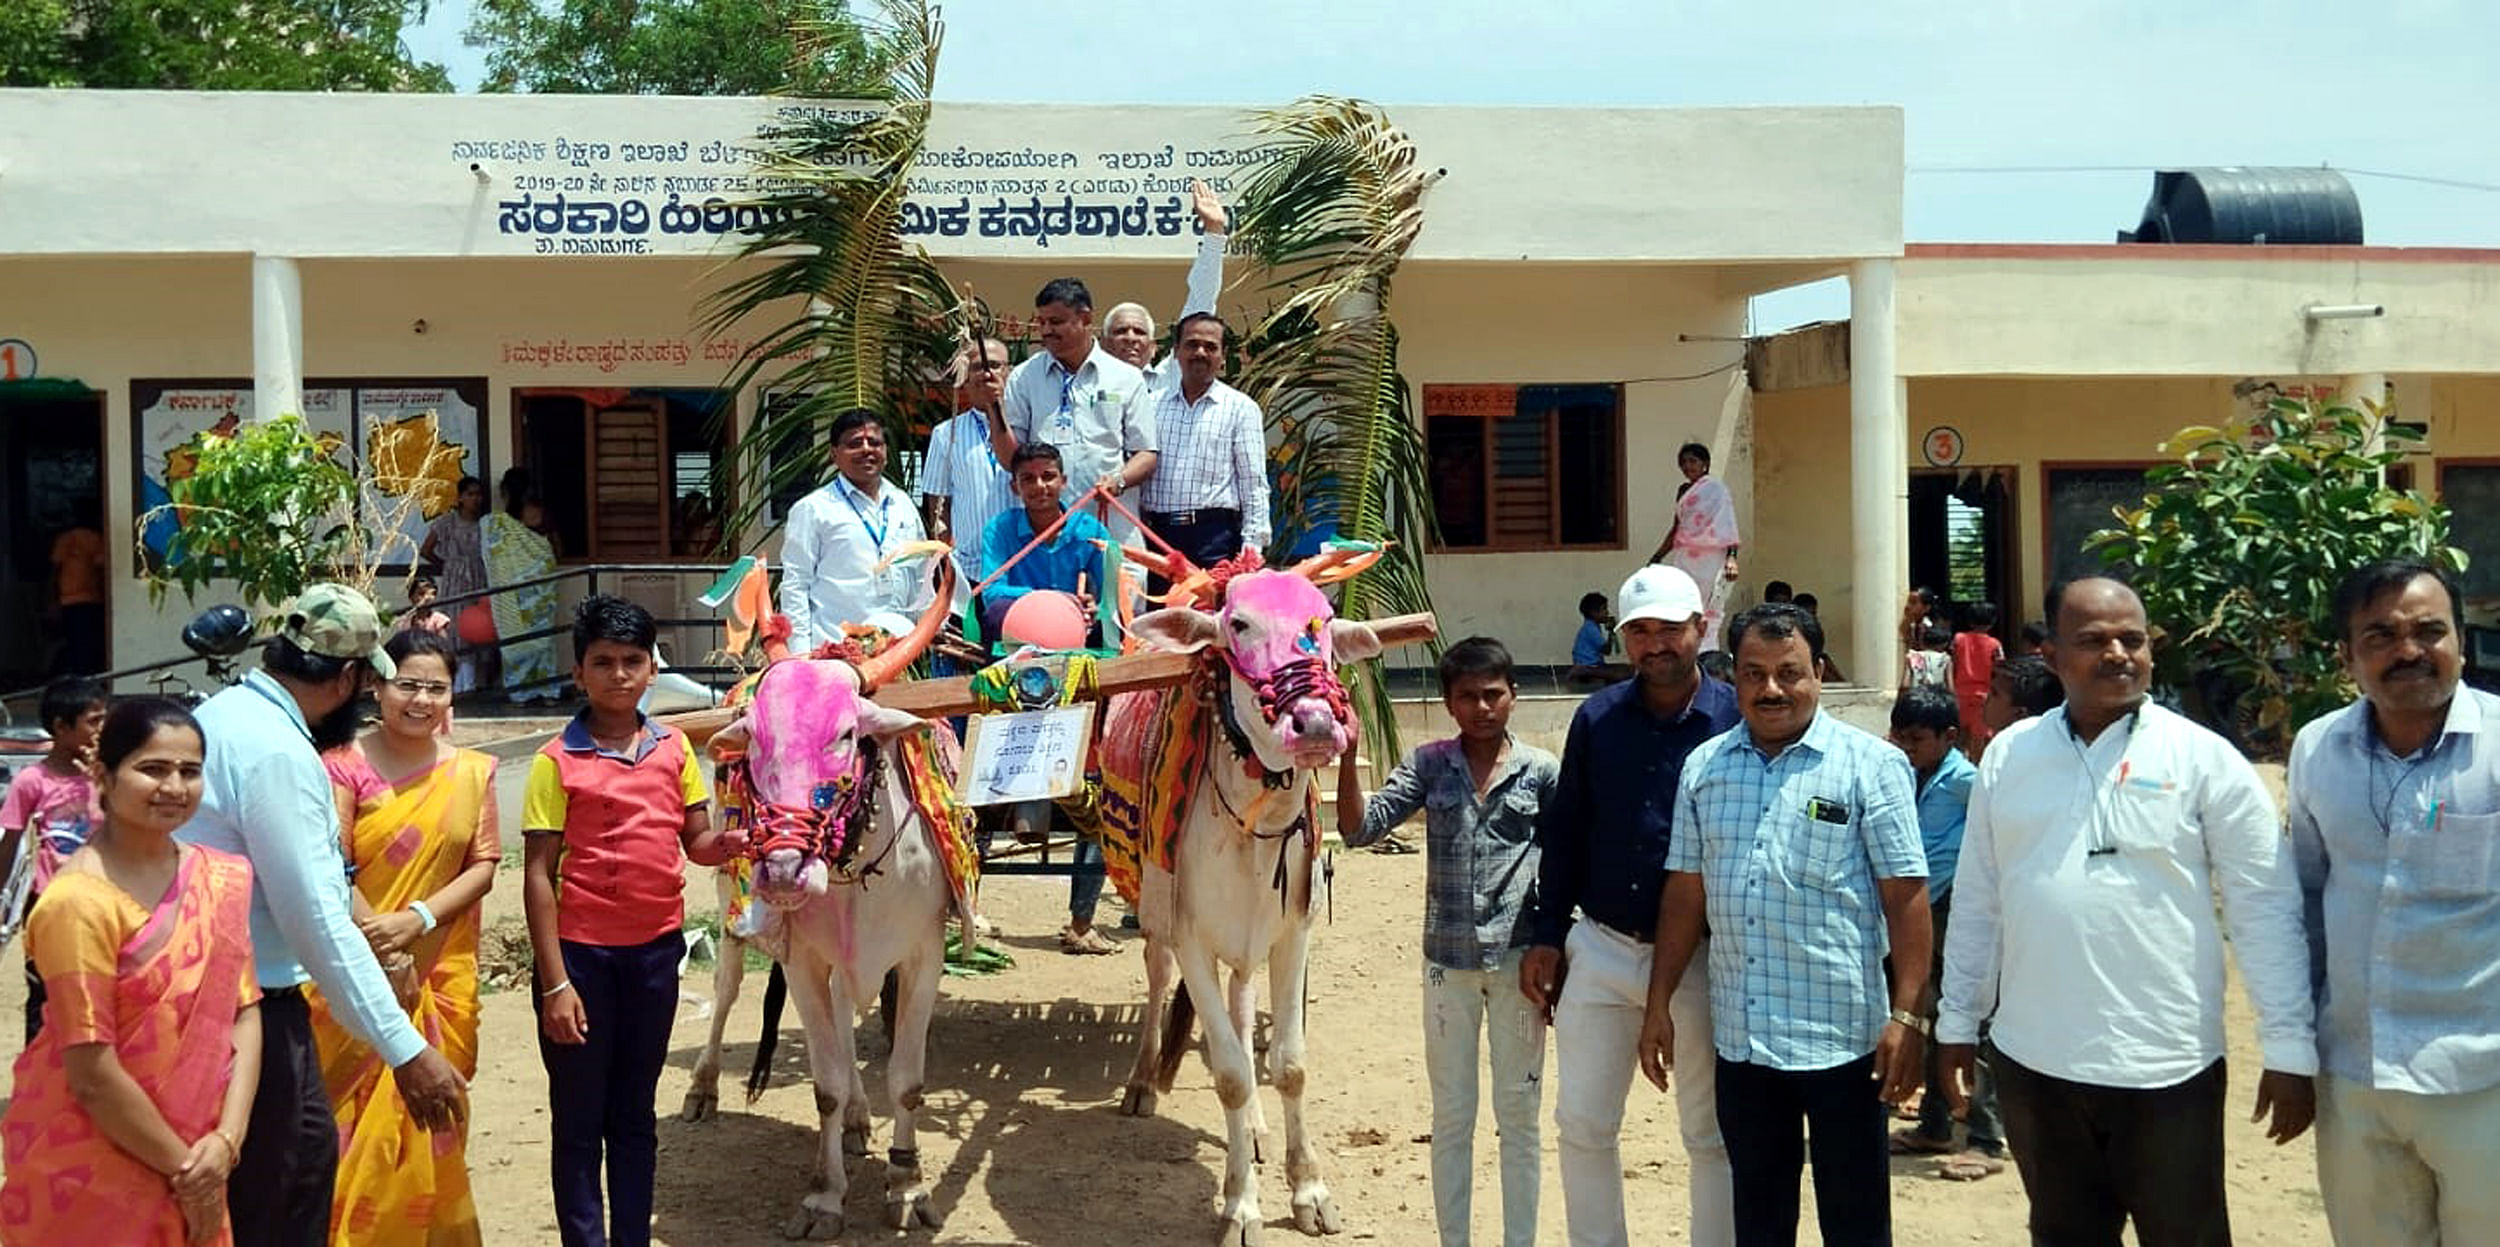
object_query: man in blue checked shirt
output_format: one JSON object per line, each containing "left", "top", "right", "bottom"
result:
{"left": 1638, "top": 601, "right": 1933, "bottom": 1247}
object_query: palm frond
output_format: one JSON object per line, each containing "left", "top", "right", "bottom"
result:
{"left": 701, "top": 0, "right": 968, "bottom": 546}
{"left": 1230, "top": 95, "right": 1439, "bottom": 769}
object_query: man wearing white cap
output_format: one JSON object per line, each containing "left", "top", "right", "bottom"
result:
{"left": 1523, "top": 564, "right": 1741, "bottom": 1247}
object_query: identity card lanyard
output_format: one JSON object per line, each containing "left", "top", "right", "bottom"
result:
{"left": 2075, "top": 704, "right": 2144, "bottom": 858}
{"left": 836, "top": 477, "right": 901, "bottom": 601}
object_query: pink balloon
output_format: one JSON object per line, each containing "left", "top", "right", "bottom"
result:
{"left": 1000, "top": 590, "right": 1089, "bottom": 651}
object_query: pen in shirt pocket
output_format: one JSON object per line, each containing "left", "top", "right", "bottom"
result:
{"left": 2428, "top": 800, "right": 2443, "bottom": 832}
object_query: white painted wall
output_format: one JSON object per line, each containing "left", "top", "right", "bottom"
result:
{"left": 1, "top": 251, "right": 1750, "bottom": 676}
{"left": 0, "top": 91, "right": 1901, "bottom": 264}
{"left": 1898, "top": 245, "right": 2500, "bottom": 379}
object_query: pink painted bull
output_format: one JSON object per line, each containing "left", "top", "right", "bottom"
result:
{"left": 698, "top": 589, "right": 959, "bottom": 1240}
{"left": 1117, "top": 566, "right": 1386, "bottom": 1245}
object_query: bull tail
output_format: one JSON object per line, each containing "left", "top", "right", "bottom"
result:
{"left": 744, "top": 961, "right": 788, "bottom": 1104}
{"left": 1154, "top": 982, "right": 1196, "bottom": 1091}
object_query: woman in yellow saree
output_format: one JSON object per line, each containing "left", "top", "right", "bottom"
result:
{"left": 309, "top": 631, "right": 499, "bottom": 1246}
{"left": 2, "top": 698, "right": 261, "bottom": 1246}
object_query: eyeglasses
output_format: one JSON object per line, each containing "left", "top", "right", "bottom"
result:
{"left": 388, "top": 679, "right": 453, "bottom": 698}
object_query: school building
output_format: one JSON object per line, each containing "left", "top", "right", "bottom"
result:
{"left": 2, "top": 88, "right": 2495, "bottom": 707}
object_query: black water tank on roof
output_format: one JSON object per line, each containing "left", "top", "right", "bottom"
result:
{"left": 2117, "top": 167, "right": 2363, "bottom": 245}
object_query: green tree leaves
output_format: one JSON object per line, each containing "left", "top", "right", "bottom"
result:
{"left": 468, "top": 0, "right": 890, "bottom": 97}
{"left": 143, "top": 416, "right": 359, "bottom": 618}
{"left": 4, "top": 0, "right": 449, "bottom": 90}
{"left": 2088, "top": 397, "right": 2465, "bottom": 753}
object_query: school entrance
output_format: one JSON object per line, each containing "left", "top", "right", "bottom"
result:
{"left": 0, "top": 380, "right": 108, "bottom": 697}
{"left": 1907, "top": 466, "right": 2016, "bottom": 633}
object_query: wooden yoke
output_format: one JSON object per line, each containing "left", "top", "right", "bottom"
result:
{"left": 663, "top": 612, "right": 1438, "bottom": 751}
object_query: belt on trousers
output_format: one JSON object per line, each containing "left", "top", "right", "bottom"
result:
{"left": 1143, "top": 507, "right": 1240, "bottom": 528}
{"left": 1592, "top": 919, "right": 1656, "bottom": 945}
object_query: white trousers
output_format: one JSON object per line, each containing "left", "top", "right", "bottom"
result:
{"left": 1553, "top": 921, "right": 1731, "bottom": 1247}
{"left": 2318, "top": 1073, "right": 2500, "bottom": 1245}
{"left": 1423, "top": 949, "right": 1545, "bottom": 1247}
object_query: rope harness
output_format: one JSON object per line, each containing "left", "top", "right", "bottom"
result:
{"left": 726, "top": 737, "right": 893, "bottom": 886}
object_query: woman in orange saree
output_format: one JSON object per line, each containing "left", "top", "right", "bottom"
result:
{"left": 309, "top": 631, "right": 499, "bottom": 1246}
{"left": 1, "top": 698, "right": 262, "bottom": 1246}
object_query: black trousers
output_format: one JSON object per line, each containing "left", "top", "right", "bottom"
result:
{"left": 1141, "top": 508, "right": 1244, "bottom": 592}
{"left": 536, "top": 932, "right": 684, "bottom": 1247}
{"left": 1992, "top": 1049, "right": 2231, "bottom": 1247}
{"left": 1716, "top": 1052, "right": 1891, "bottom": 1247}
{"left": 230, "top": 986, "right": 338, "bottom": 1247}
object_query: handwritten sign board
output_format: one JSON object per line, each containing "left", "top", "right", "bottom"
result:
{"left": 960, "top": 704, "right": 1097, "bottom": 806}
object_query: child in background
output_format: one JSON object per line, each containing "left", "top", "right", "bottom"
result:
{"left": 1565, "top": 592, "right": 1631, "bottom": 689}
{"left": 398, "top": 574, "right": 453, "bottom": 636}
{"left": 1336, "top": 637, "right": 1559, "bottom": 1247}
{"left": 0, "top": 676, "right": 108, "bottom": 1043}
{"left": 523, "top": 595, "right": 741, "bottom": 1247}
{"left": 2016, "top": 619, "right": 2051, "bottom": 656}
{"left": 1762, "top": 580, "right": 1794, "bottom": 605}
{"left": 1791, "top": 594, "right": 1847, "bottom": 682}
{"left": 1885, "top": 686, "right": 2006, "bottom": 1180}
{"left": 1983, "top": 654, "right": 2063, "bottom": 732}
{"left": 1951, "top": 601, "right": 2004, "bottom": 754}
{"left": 1903, "top": 622, "right": 1953, "bottom": 693}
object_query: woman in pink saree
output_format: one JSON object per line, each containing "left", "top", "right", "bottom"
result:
{"left": 1, "top": 699, "right": 262, "bottom": 1246}
{"left": 1650, "top": 441, "right": 1741, "bottom": 651}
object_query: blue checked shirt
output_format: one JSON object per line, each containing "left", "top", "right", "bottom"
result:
{"left": 1668, "top": 711, "right": 1927, "bottom": 1070}
{"left": 2289, "top": 687, "right": 2500, "bottom": 1096}
{"left": 1345, "top": 737, "right": 1559, "bottom": 971}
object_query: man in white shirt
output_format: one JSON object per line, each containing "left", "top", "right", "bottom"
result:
{"left": 2288, "top": 557, "right": 2500, "bottom": 1245}
{"left": 1137, "top": 313, "right": 1271, "bottom": 576}
{"left": 780, "top": 408, "right": 934, "bottom": 651}
{"left": 1938, "top": 576, "right": 2317, "bottom": 1247}
{"left": 992, "top": 279, "right": 1157, "bottom": 543}
{"left": 921, "top": 335, "right": 1013, "bottom": 615}
{"left": 1101, "top": 179, "right": 1229, "bottom": 389}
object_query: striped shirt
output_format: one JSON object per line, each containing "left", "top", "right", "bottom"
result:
{"left": 1668, "top": 711, "right": 1927, "bottom": 1071}
{"left": 920, "top": 408, "right": 1014, "bottom": 609}
{"left": 1136, "top": 378, "right": 1271, "bottom": 550}
{"left": 1345, "top": 737, "right": 1559, "bottom": 971}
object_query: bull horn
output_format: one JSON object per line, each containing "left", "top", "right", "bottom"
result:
{"left": 854, "top": 556, "right": 955, "bottom": 693}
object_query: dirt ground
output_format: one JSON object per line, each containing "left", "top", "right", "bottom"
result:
{"left": 0, "top": 786, "right": 2331, "bottom": 1246}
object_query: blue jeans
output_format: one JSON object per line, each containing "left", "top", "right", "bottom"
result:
{"left": 535, "top": 932, "right": 682, "bottom": 1247}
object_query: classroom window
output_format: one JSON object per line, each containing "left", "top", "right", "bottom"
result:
{"left": 1423, "top": 383, "right": 1624, "bottom": 551}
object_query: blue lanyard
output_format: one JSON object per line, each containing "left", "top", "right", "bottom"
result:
{"left": 834, "top": 477, "right": 892, "bottom": 551}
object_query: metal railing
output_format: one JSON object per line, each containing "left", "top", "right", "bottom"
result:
{"left": 2, "top": 562, "right": 752, "bottom": 720}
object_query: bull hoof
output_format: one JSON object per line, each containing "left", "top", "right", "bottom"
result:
{"left": 841, "top": 1124, "right": 873, "bottom": 1160}
{"left": 783, "top": 1199, "right": 845, "bottom": 1240}
{"left": 885, "top": 1190, "right": 941, "bottom": 1230}
{"left": 1292, "top": 1189, "right": 1342, "bottom": 1236}
{"left": 1119, "top": 1084, "right": 1158, "bottom": 1118}
{"left": 680, "top": 1086, "right": 719, "bottom": 1123}
{"left": 1219, "top": 1209, "right": 1264, "bottom": 1247}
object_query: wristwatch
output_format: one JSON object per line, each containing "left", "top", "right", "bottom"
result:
{"left": 1888, "top": 1008, "right": 1932, "bottom": 1037}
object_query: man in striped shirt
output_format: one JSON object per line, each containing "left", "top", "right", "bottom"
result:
{"left": 921, "top": 334, "right": 1014, "bottom": 614}
{"left": 1137, "top": 312, "right": 1270, "bottom": 577}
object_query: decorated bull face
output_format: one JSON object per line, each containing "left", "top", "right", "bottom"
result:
{"left": 1132, "top": 569, "right": 1387, "bottom": 771}
{"left": 711, "top": 658, "right": 925, "bottom": 906}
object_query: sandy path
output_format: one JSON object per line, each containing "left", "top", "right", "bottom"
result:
{"left": 0, "top": 807, "right": 2330, "bottom": 1245}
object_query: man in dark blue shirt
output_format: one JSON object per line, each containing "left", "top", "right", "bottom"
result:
{"left": 1524, "top": 563, "right": 1740, "bottom": 1247}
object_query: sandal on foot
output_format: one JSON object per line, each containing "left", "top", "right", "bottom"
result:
{"left": 1059, "top": 925, "right": 1119, "bottom": 955}
{"left": 1889, "top": 1128, "right": 1957, "bottom": 1156}
{"left": 1936, "top": 1148, "right": 2007, "bottom": 1181}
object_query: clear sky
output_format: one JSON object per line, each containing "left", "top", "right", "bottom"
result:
{"left": 403, "top": 0, "right": 2500, "bottom": 327}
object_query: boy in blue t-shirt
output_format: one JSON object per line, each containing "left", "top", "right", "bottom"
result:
{"left": 1565, "top": 592, "right": 1630, "bottom": 689}
{"left": 1887, "top": 684, "right": 2005, "bottom": 1180}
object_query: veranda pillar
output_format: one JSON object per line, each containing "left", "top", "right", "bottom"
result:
{"left": 1849, "top": 258, "right": 1905, "bottom": 687}
{"left": 252, "top": 255, "right": 303, "bottom": 420}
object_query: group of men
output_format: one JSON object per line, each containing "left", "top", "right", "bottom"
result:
{"left": 1536, "top": 558, "right": 2495, "bottom": 1246}
{"left": 775, "top": 179, "right": 1273, "bottom": 653}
